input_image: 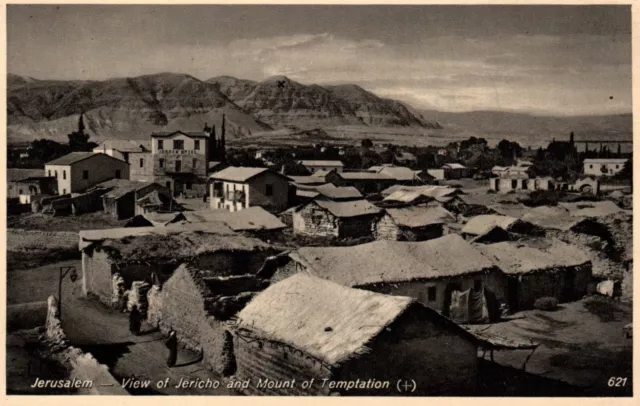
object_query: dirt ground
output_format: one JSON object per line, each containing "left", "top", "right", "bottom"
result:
{"left": 7, "top": 211, "right": 128, "bottom": 232}
{"left": 468, "top": 295, "right": 633, "bottom": 396}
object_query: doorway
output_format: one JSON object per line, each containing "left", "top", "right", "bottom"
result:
{"left": 507, "top": 278, "right": 519, "bottom": 312}
{"left": 442, "top": 282, "right": 462, "bottom": 317}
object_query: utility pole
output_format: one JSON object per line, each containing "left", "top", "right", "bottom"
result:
{"left": 58, "top": 266, "right": 78, "bottom": 321}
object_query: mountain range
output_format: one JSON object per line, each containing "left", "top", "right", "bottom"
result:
{"left": 6, "top": 72, "right": 632, "bottom": 147}
{"left": 7, "top": 72, "right": 441, "bottom": 145}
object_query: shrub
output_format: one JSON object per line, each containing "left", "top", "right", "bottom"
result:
{"left": 534, "top": 297, "right": 559, "bottom": 311}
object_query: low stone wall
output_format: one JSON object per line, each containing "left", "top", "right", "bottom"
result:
{"left": 7, "top": 229, "right": 78, "bottom": 252}
{"left": 43, "top": 296, "right": 128, "bottom": 395}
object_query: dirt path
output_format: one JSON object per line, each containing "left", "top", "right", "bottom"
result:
{"left": 61, "top": 297, "right": 230, "bottom": 395}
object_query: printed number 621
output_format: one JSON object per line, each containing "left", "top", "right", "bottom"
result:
{"left": 607, "top": 377, "right": 628, "bottom": 387}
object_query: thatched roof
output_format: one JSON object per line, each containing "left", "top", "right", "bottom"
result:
{"left": 181, "top": 207, "right": 287, "bottom": 232}
{"left": 315, "top": 184, "right": 362, "bottom": 200}
{"left": 311, "top": 199, "right": 382, "bottom": 218}
{"left": 558, "top": 201, "right": 626, "bottom": 218}
{"left": 475, "top": 238, "right": 591, "bottom": 275}
{"left": 521, "top": 206, "right": 585, "bottom": 231}
{"left": 290, "top": 234, "right": 496, "bottom": 287}
{"left": 461, "top": 215, "right": 520, "bottom": 236}
{"left": 488, "top": 203, "right": 530, "bottom": 219}
{"left": 79, "top": 223, "right": 270, "bottom": 262}
{"left": 385, "top": 206, "right": 456, "bottom": 228}
{"left": 235, "top": 273, "right": 413, "bottom": 366}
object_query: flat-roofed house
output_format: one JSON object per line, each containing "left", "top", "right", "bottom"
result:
{"left": 297, "top": 160, "right": 344, "bottom": 173}
{"left": 209, "top": 166, "right": 293, "bottom": 212}
{"left": 45, "top": 152, "right": 130, "bottom": 195}
{"left": 231, "top": 273, "right": 480, "bottom": 396}
{"left": 292, "top": 199, "right": 382, "bottom": 239}
{"left": 583, "top": 158, "right": 628, "bottom": 177}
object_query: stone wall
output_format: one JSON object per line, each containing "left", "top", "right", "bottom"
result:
{"left": 292, "top": 204, "right": 339, "bottom": 238}
{"left": 43, "top": 296, "right": 128, "bottom": 395}
{"left": 339, "top": 215, "right": 378, "bottom": 239}
{"left": 6, "top": 229, "right": 78, "bottom": 252}
{"left": 82, "top": 250, "right": 115, "bottom": 305}
{"left": 373, "top": 214, "right": 401, "bottom": 240}
{"left": 7, "top": 301, "right": 48, "bottom": 332}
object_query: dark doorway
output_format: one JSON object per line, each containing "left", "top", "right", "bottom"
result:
{"left": 507, "top": 278, "right": 519, "bottom": 311}
{"left": 563, "top": 269, "right": 576, "bottom": 301}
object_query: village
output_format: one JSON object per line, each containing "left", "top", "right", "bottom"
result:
{"left": 6, "top": 112, "right": 633, "bottom": 397}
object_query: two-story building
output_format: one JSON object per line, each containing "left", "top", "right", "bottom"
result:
{"left": 583, "top": 158, "right": 628, "bottom": 177}
{"left": 45, "top": 152, "right": 130, "bottom": 195}
{"left": 209, "top": 167, "right": 293, "bottom": 212}
{"left": 150, "top": 131, "right": 210, "bottom": 197}
{"left": 92, "top": 140, "right": 151, "bottom": 163}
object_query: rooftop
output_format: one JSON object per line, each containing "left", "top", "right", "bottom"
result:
{"left": 235, "top": 273, "right": 413, "bottom": 366}
{"left": 290, "top": 234, "right": 496, "bottom": 286}
{"left": 209, "top": 166, "right": 271, "bottom": 182}
{"left": 583, "top": 158, "right": 628, "bottom": 163}
{"left": 558, "top": 201, "right": 626, "bottom": 218}
{"left": 180, "top": 206, "right": 287, "bottom": 232}
{"left": 385, "top": 206, "right": 456, "bottom": 228}
{"left": 151, "top": 130, "right": 209, "bottom": 138}
{"left": 442, "top": 163, "right": 467, "bottom": 169}
{"left": 96, "top": 179, "right": 165, "bottom": 200}
{"left": 338, "top": 172, "right": 394, "bottom": 181}
{"left": 461, "top": 215, "right": 520, "bottom": 236}
{"left": 94, "top": 139, "right": 151, "bottom": 152}
{"left": 46, "top": 152, "right": 120, "bottom": 166}
{"left": 312, "top": 199, "right": 382, "bottom": 218}
{"left": 297, "top": 160, "right": 344, "bottom": 167}
{"left": 374, "top": 166, "right": 422, "bottom": 181}
{"left": 315, "top": 184, "right": 362, "bottom": 200}
{"left": 475, "top": 239, "right": 591, "bottom": 275}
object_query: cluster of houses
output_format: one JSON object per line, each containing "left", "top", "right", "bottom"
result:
{"left": 8, "top": 126, "right": 632, "bottom": 395}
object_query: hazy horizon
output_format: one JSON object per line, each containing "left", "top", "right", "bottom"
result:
{"left": 8, "top": 5, "right": 632, "bottom": 116}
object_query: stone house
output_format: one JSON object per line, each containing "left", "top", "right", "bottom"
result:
{"left": 373, "top": 206, "right": 456, "bottom": 241}
{"left": 475, "top": 239, "right": 592, "bottom": 311}
{"left": 147, "top": 263, "right": 269, "bottom": 374}
{"left": 8, "top": 176, "right": 57, "bottom": 203}
{"left": 78, "top": 223, "right": 277, "bottom": 309}
{"left": 45, "top": 152, "right": 130, "bottom": 195}
{"left": 292, "top": 199, "right": 382, "bottom": 239}
{"left": 270, "top": 234, "right": 505, "bottom": 321}
{"left": 95, "top": 179, "right": 172, "bottom": 220}
{"left": 326, "top": 171, "right": 396, "bottom": 195}
{"left": 441, "top": 163, "right": 470, "bottom": 179}
{"left": 93, "top": 140, "right": 151, "bottom": 165}
{"left": 209, "top": 167, "right": 293, "bottom": 213}
{"left": 231, "top": 273, "right": 480, "bottom": 396}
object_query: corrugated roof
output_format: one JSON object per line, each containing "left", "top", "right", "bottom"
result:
{"left": 315, "top": 184, "right": 362, "bottom": 200}
{"left": 298, "top": 160, "right": 344, "bottom": 167}
{"left": 209, "top": 166, "right": 270, "bottom": 182}
{"left": 291, "top": 234, "right": 496, "bottom": 286}
{"left": 313, "top": 199, "right": 382, "bottom": 218}
{"left": 236, "top": 273, "right": 413, "bottom": 366}
{"left": 475, "top": 239, "right": 591, "bottom": 275}
{"left": 385, "top": 206, "right": 456, "bottom": 228}
{"left": 46, "top": 152, "right": 105, "bottom": 166}
{"left": 94, "top": 140, "right": 151, "bottom": 152}
{"left": 462, "top": 215, "right": 520, "bottom": 236}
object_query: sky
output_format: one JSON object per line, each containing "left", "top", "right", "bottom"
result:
{"left": 7, "top": 5, "right": 632, "bottom": 116}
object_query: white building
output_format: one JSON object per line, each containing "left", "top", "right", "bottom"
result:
{"left": 583, "top": 159, "right": 628, "bottom": 177}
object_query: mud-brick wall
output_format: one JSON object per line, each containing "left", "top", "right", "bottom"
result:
{"left": 82, "top": 250, "right": 115, "bottom": 305}
{"left": 292, "top": 205, "right": 339, "bottom": 238}
{"left": 513, "top": 265, "right": 591, "bottom": 310}
{"left": 232, "top": 334, "right": 332, "bottom": 396}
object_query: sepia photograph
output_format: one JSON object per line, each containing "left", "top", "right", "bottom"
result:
{"left": 4, "top": 2, "right": 634, "bottom": 398}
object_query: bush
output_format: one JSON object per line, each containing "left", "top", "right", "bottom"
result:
{"left": 534, "top": 297, "right": 559, "bottom": 311}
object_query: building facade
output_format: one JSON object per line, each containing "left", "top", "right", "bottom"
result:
{"left": 45, "top": 152, "right": 130, "bottom": 195}
{"left": 583, "top": 158, "right": 628, "bottom": 177}
{"left": 210, "top": 167, "right": 292, "bottom": 213}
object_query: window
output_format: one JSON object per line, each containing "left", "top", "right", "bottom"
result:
{"left": 63, "top": 170, "right": 66, "bottom": 180}
{"left": 83, "top": 170, "right": 89, "bottom": 180}
{"left": 511, "top": 179, "right": 517, "bottom": 189}
{"left": 194, "top": 140, "right": 200, "bottom": 150}
{"left": 115, "top": 170, "right": 121, "bottom": 179}
{"left": 427, "top": 286, "right": 437, "bottom": 302}
{"left": 48, "top": 170, "right": 51, "bottom": 177}
{"left": 159, "top": 158, "right": 164, "bottom": 168}
{"left": 18, "top": 189, "right": 23, "bottom": 195}
{"left": 589, "top": 165, "right": 593, "bottom": 169}
{"left": 186, "top": 182, "right": 192, "bottom": 190}
{"left": 55, "top": 171, "right": 58, "bottom": 178}
{"left": 522, "top": 180, "right": 528, "bottom": 190}
{"left": 140, "top": 158, "right": 144, "bottom": 168}
{"left": 474, "top": 279, "right": 483, "bottom": 292}
{"left": 193, "top": 158, "right": 198, "bottom": 169}
{"left": 158, "top": 140, "right": 164, "bottom": 150}
{"left": 166, "top": 181, "right": 171, "bottom": 189}
{"left": 616, "top": 165, "right": 620, "bottom": 169}
{"left": 174, "top": 140, "right": 184, "bottom": 150}
{"left": 265, "top": 184, "right": 274, "bottom": 196}
{"left": 175, "top": 160, "right": 182, "bottom": 172}
{"left": 62, "top": 189, "right": 66, "bottom": 194}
